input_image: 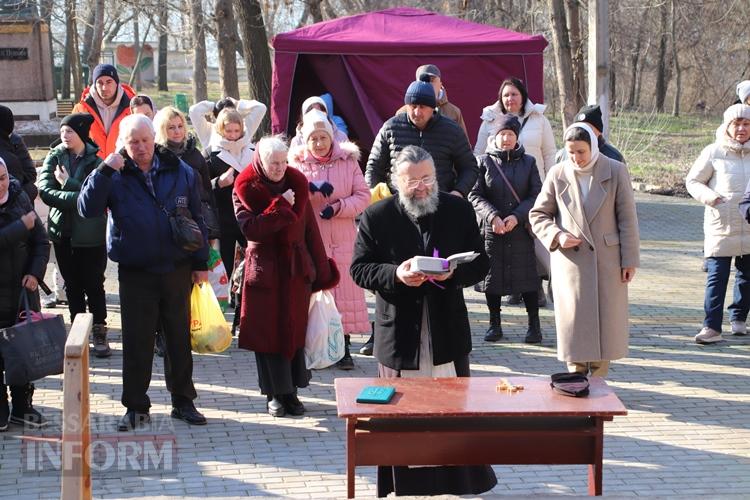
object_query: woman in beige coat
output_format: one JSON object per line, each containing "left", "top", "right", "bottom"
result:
{"left": 529, "top": 123, "right": 640, "bottom": 377}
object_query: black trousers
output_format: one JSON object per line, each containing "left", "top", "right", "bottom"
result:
{"left": 54, "top": 239, "right": 108, "bottom": 324}
{"left": 118, "top": 263, "right": 197, "bottom": 412}
{"left": 486, "top": 292, "right": 539, "bottom": 316}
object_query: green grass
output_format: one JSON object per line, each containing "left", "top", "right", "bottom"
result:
{"left": 549, "top": 111, "right": 720, "bottom": 194}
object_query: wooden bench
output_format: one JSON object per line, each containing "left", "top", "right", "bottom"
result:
{"left": 335, "top": 376, "right": 627, "bottom": 498}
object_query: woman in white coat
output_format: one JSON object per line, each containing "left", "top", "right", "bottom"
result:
{"left": 475, "top": 77, "right": 557, "bottom": 306}
{"left": 529, "top": 123, "right": 640, "bottom": 377}
{"left": 689, "top": 104, "right": 750, "bottom": 344}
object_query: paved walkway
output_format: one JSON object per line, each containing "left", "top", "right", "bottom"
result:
{"left": 3, "top": 192, "right": 750, "bottom": 498}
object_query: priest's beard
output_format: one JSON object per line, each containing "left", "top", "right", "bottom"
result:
{"left": 399, "top": 187, "right": 439, "bottom": 219}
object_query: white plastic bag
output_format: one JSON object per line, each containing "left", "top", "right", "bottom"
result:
{"left": 304, "top": 291, "right": 345, "bottom": 369}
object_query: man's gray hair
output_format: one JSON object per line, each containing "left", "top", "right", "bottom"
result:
{"left": 118, "top": 113, "right": 155, "bottom": 143}
{"left": 257, "top": 134, "right": 289, "bottom": 165}
{"left": 391, "top": 145, "right": 435, "bottom": 177}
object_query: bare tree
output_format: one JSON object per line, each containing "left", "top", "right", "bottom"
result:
{"left": 654, "top": 0, "right": 670, "bottom": 112}
{"left": 235, "top": 0, "right": 273, "bottom": 136}
{"left": 564, "top": 0, "right": 585, "bottom": 111}
{"left": 64, "top": 0, "right": 83, "bottom": 99}
{"left": 309, "top": 0, "right": 324, "bottom": 22}
{"left": 548, "top": 0, "right": 577, "bottom": 128}
{"left": 670, "top": 0, "right": 681, "bottom": 116}
{"left": 87, "top": 0, "right": 105, "bottom": 69}
{"left": 216, "top": 0, "right": 240, "bottom": 98}
{"left": 190, "top": 0, "right": 208, "bottom": 102}
{"left": 158, "top": 4, "right": 169, "bottom": 91}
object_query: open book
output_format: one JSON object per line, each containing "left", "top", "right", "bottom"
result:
{"left": 412, "top": 251, "right": 480, "bottom": 275}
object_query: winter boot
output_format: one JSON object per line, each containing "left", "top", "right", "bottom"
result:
{"left": 359, "top": 322, "right": 374, "bottom": 356}
{"left": 484, "top": 309, "right": 503, "bottom": 341}
{"left": 336, "top": 335, "right": 355, "bottom": 370}
{"left": 537, "top": 282, "right": 547, "bottom": 308}
{"left": 10, "top": 383, "right": 47, "bottom": 428}
{"left": 524, "top": 313, "right": 543, "bottom": 344}
{"left": 0, "top": 385, "right": 8, "bottom": 432}
{"left": 92, "top": 324, "right": 112, "bottom": 358}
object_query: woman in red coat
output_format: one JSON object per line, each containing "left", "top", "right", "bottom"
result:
{"left": 233, "top": 135, "right": 338, "bottom": 417}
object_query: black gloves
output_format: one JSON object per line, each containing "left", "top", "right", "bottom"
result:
{"left": 309, "top": 181, "right": 334, "bottom": 197}
{"left": 320, "top": 205, "right": 335, "bottom": 220}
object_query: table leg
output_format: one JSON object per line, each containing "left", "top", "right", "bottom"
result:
{"left": 347, "top": 418, "right": 355, "bottom": 499}
{"left": 588, "top": 417, "right": 604, "bottom": 495}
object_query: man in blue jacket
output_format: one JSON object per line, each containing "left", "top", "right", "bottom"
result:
{"left": 79, "top": 114, "right": 209, "bottom": 431}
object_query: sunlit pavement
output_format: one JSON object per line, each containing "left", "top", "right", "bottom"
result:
{"left": 4, "top": 192, "right": 748, "bottom": 498}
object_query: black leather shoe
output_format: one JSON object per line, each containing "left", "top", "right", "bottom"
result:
{"left": 117, "top": 410, "right": 150, "bottom": 431}
{"left": 484, "top": 325, "right": 503, "bottom": 342}
{"left": 282, "top": 393, "right": 305, "bottom": 416}
{"left": 359, "top": 335, "right": 374, "bottom": 356}
{"left": 171, "top": 403, "right": 207, "bottom": 425}
{"left": 267, "top": 397, "right": 286, "bottom": 417}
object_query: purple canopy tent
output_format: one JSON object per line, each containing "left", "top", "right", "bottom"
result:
{"left": 271, "top": 7, "right": 547, "bottom": 155}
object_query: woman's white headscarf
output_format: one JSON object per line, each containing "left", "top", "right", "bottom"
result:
{"left": 563, "top": 121, "right": 600, "bottom": 170}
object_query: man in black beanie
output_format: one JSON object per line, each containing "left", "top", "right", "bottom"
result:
{"left": 72, "top": 63, "right": 136, "bottom": 159}
{"left": 0, "top": 105, "right": 37, "bottom": 200}
{"left": 555, "top": 104, "right": 625, "bottom": 164}
{"left": 362, "top": 80, "right": 478, "bottom": 356}
{"left": 366, "top": 80, "right": 477, "bottom": 198}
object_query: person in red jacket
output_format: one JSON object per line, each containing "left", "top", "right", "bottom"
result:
{"left": 72, "top": 64, "right": 136, "bottom": 159}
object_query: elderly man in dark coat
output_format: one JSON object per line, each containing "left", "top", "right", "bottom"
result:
{"left": 351, "top": 145, "right": 496, "bottom": 497}
{"left": 79, "top": 114, "right": 209, "bottom": 431}
{"left": 469, "top": 115, "right": 543, "bottom": 344}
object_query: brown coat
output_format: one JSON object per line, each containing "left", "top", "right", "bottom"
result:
{"left": 529, "top": 156, "right": 640, "bottom": 362}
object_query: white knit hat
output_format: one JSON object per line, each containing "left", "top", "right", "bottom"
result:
{"left": 723, "top": 103, "right": 750, "bottom": 126}
{"left": 301, "top": 109, "right": 333, "bottom": 142}
{"left": 301, "top": 96, "right": 327, "bottom": 115}
{"left": 737, "top": 81, "right": 750, "bottom": 104}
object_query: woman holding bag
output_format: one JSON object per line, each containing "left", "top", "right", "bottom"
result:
{"left": 0, "top": 158, "right": 50, "bottom": 429}
{"left": 469, "top": 116, "right": 543, "bottom": 344}
{"left": 233, "top": 136, "right": 339, "bottom": 418}
{"left": 288, "top": 109, "right": 370, "bottom": 370}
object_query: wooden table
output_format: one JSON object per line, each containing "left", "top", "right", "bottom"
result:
{"left": 335, "top": 376, "right": 627, "bottom": 498}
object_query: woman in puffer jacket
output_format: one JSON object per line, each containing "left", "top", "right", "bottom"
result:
{"left": 288, "top": 109, "right": 370, "bottom": 370}
{"left": 475, "top": 78, "right": 556, "bottom": 306}
{"left": 0, "top": 158, "right": 50, "bottom": 430}
{"left": 688, "top": 104, "right": 750, "bottom": 344}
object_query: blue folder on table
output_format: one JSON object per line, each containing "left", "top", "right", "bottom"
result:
{"left": 356, "top": 386, "right": 396, "bottom": 404}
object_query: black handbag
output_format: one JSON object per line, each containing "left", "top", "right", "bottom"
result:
{"left": 201, "top": 200, "right": 221, "bottom": 240}
{"left": 0, "top": 291, "right": 67, "bottom": 385}
{"left": 550, "top": 372, "right": 590, "bottom": 397}
{"left": 169, "top": 207, "right": 205, "bottom": 252}
{"left": 134, "top": 170, "right": 205, "bottom": 253}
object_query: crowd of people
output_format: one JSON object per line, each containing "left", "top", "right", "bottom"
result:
{"left": 1, "top": 59, "right": 749, "bottom": 496}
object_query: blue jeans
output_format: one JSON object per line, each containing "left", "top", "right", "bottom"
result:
{"left": 704, "top": 255, "right": 750, "bottom": 331}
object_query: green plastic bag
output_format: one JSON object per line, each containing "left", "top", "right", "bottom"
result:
{"left": 190, "top": 283, "right": 232, "bottom": 353}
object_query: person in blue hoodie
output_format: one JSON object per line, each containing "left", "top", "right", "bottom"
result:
{"left": 78, "top": 114, "right": 209, "bottom": 431}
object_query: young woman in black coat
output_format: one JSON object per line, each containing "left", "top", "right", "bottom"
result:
{"left": 0, "top": 158, "right": 50, "bottom": 429}
{"left": 468, "top": 115, "right": 543, "bottom": 344}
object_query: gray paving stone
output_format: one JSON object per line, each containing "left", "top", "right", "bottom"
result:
{"left": 12, "top": 192, "right": 750, "bottom": 498}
